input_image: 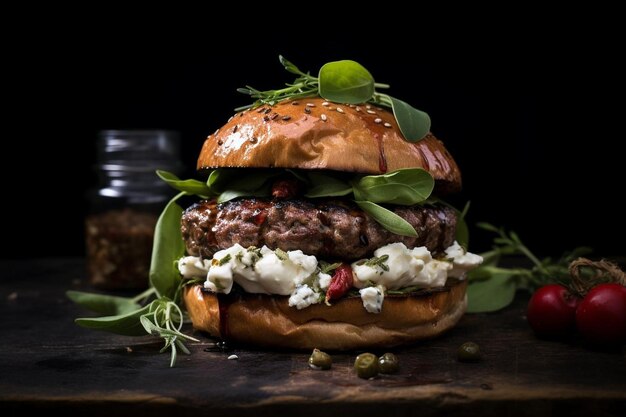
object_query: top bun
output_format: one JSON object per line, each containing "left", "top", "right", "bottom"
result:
{"left": 197, "top": 97, "right": 461, "bottom": 192}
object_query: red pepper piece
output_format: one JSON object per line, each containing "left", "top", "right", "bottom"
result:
{"left": 326, "top": 264, "right": 354, "bottom": 303}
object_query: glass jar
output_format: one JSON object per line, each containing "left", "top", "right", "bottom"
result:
{"left": 85, "top": 130, "right": 182, "bottom": 289}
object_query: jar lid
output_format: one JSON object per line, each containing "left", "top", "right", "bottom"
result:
{"left": 97, "top": 130, "right": 183, "bottom": 173}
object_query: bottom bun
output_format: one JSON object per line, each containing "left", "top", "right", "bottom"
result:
{"left": 183, "top": 280, "right": 467, "bottom": 350}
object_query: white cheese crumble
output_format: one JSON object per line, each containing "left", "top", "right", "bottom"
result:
{"left": 288, "top": 285, "right": 320, "bottom": 310}
{"left": 177, "top": 256, "right": 211, "bottom": 279}
{"left": 359, "top": 285, "right": 385, "bottom": 313}
{"left": 351, "top": 242, "right": 481, "bottom": 290}
{"left": 204, "top": 244, "right": 321, "bottom": 296}
{"left": 351, "top": 242, "right": 449, "bottom": 290}
{"left": 178, "top": 241, "right": 482, "bottom": 314}
{"left": 445, "top": 241, "right": 484, "bottom": 278}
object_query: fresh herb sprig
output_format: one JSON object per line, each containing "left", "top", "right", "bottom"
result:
{"left": 68, "top": 191, "right": 195, "bottom": 367}
{"left": 467, "top": 223, "right": 592, "bottom": 313}
{"left": 236, "top": 57, "right": 319, "bottom": 108}
{"left": 236, "top": 56, "right": 431, "bottom": 142}
{"left": 363, "top": 254, "right": 391, "bottom": 271}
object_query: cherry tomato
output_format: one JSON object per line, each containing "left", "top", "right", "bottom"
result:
{"left": 576, "top": 283, "right": 626, "bottom": 344}
{"left": 527, "top": 284, "right": 579, "bottom": 336}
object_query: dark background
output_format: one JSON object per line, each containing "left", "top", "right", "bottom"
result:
{"left": 5, "top": 17, "right": 624, "bottom": 259}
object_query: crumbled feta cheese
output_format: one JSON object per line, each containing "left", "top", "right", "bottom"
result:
{"left": 205, "top": 244, "right": 246, "bottom": 293}
{"left": 445, "top": 241, "right": 484, "bottom": 278}
{"left": 318, "top": 272, "right": 332, "bottom": 290}
{"left": 417, "top": 259, "right": 452, "bottom": 287}
{"left": 177, "top": 256, "right": 211, "bottom": 279}
{"left": 180, "top": 240, "right": 482, "bottom": 313}
{"left": 203, "top": 245, "right": 320, "bottom": 296}
{"left": 352, "top": 242, "right": 482, "bottom": 290}
{"left": 352, "top": 243, "right": 426, "bottom": 289}
{"left": 288, "top": 285, "right": 321, "bottom": 310}
{"left": 359, "top": 285, "right": 385, "bottom": 314}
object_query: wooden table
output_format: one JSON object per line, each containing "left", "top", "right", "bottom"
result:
{"left": 1, "top": 258, "right": 625, "bottom": 416}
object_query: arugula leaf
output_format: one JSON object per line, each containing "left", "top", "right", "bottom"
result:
{"left": 354, "top": 168, "right": 434, "bottom": 205}
{"left": 67, "top": 291, "right": 141, "bottom": 316}
{"left": 355, "top": 201, "right": 417, "bottom": 237}
{"left": 318, "top": 60, "right": 375, "bottom": 104}
{"left": 149, "top": 192, "right": 185, "bottom": 299}
{"left": 157, "top": 170, "right": 211, "bottom": 197}
{"left": 75, "top": 304, "right": 152, "bottom": 336}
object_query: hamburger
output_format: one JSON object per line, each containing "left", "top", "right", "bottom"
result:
{"left": 175, "top": 93, "right": 483, "bottom": 350}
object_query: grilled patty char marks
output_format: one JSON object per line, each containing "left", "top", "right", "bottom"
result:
{"left": 181, "top": 198, "right": 457, "bottom": 261}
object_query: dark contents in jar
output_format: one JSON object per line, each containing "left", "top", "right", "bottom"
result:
{"left": 86, "top": 208, "right": 158, "bottom": 289}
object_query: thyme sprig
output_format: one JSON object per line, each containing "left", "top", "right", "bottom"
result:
{"left": 235, "top": 57, "right": 318, "bottom": 110}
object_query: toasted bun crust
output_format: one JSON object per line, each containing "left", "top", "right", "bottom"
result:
{"left": 183, "top": 280, "right": 467, "bottom": 350}
{"left": 198, "top": 98, "right": 461, "bottom": 192}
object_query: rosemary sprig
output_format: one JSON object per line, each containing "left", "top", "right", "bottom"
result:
{"left": 139, "top": 299, "right": 199, "bottom": 367}
{"left": 363, "top": 254, "right": 390, "bottom": 272}
{"left": 235, "top": 56, "right": 318, "bottom": 111}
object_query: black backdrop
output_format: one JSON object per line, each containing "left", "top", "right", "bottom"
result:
{"left": 5, "top": 19, "right": 625, "bottom": 259}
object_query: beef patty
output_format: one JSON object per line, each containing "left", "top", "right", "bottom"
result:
{"left": 181, "top": 198, "right": 457, "bottom": 261}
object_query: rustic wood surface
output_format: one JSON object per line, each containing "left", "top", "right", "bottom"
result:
{"left": 0, "top": 258, "right": 625, "bottom": 417}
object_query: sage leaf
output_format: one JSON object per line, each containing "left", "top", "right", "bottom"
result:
{"left": 388, "top": 95, "right": 431, "bottom": 142}
{"left": 157, "top": 170, "right": 211, "bottom": 197}
{"left": 75, "top": 304, "right": 152, "bottom": 336}
{"left": 355, "top": 201, "right": 417, "bottom": 237}
{"left": 354, "top": 168, "right": 434, "bottom": 205}
{"left": 304, "top": 172, "right": 352, "bottom": 198}
{"left": 318, "top": 60, "right": 375, "bottom": 104}
{"left": 67, "top": 291, "right": 140, "bottom": 316}
{"left": 150, "top": 193, "right": 185, "bottom": 299}
{"left": 466, "top": 268, "right": 517, "bottom": 313}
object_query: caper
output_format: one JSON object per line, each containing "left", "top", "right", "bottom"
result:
{"left": 378, "top": 352, "right": 399, "bottom": 374}
{"left": 309, "top": 348, "right": 332, "bottom": 370}
{"left": 457, "top": 342, "right": 481, "bottom": 362}
{"left": 354, "top": 353, "right": 379, "bottom": 378}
